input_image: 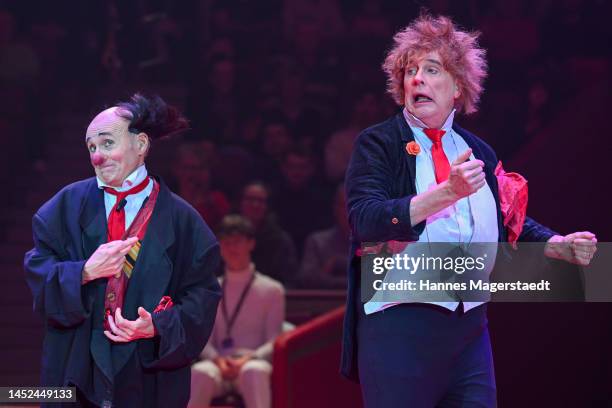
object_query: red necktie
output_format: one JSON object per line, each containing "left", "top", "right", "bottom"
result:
{"left": 423, "top": 128, "right": 450, "bottom": 184}
{"left": 103, "top": 177, "right": 150, "bottom": 241}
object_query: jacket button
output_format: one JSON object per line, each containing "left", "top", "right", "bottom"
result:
{"left": 392, "top": 217, "right": 399, "bottom": 224}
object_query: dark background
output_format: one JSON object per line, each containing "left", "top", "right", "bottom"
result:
{"left": 0, "top": 0, "right": 610, "bottom": 406}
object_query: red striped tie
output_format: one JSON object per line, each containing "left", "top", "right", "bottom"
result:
{"left": 424, "top": 128, "right": 450, "bottom": 184}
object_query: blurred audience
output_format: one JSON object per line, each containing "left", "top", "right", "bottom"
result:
{"left": 283, "top": 0, "right": 345, "bottom": 43}
{"left": 213, "top": 145, "right": 256, "bottom": 203}
{"left": 239, "top": 181, "right": 298, "bottom": 287}
{"left": 173, "top": 142, "right": 230, "bottom": 232}
{"left": 325, "top": 90, "right": 383, "bottom": 182}
{"left": 273, "top": 148, "right": 332, "bottom": 255}
{"left": 3, "top": 0, "right": 610, "bottom": 288}
{"left": 254, "top": 114, "right": 295, "bottom": 183}
{"left": 0, "top": 10, "right": 40, "bottom": 86}
{"left": 188, "top": 56, "right": 240, "bottom": 143}
{"left": 298, "top": 184, "right": 350, "bottom": 289}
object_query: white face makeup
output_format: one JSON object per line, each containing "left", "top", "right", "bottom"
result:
{"left": 85, "top": 107, "right": 147, "bottom": 187}
{"left": 403, "top": 50, "right": 460, "bottom": 128}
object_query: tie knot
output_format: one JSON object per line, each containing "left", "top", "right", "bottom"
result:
{"left": 424, "top": 128, "right": 446, "bottom": 145}
{"left": 103, "top": 177, "right": 150, "bottom": 201}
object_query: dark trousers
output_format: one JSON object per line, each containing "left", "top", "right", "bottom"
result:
{"left": 357, "top": 303, "right": 496, "bottom": 408}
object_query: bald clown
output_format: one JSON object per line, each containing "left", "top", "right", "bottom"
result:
{"left": 25, "top": 94, "right": 221, "bottom": 408}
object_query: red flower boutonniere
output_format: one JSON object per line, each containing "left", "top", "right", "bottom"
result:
{"left": 406, "top": 141, "right": 421, "bottom": 155}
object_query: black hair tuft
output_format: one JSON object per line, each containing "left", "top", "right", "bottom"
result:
{"left": 116, "top": 93, "right": 189, "bottom": 140}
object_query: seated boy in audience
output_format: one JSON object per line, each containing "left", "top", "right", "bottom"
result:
{"left": 189, "top": 215, "right": 285, "bottom": 408}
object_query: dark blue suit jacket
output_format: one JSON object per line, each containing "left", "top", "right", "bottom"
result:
{"left": 340, "top": 112, "right": 555, "bottom": 382}
{"left": 24, "top": 176, "right": 222, "bottom": 407}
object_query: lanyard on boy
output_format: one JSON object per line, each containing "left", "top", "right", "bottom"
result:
{"left": 221, "top": 272, "right": 256, "bottom": 349}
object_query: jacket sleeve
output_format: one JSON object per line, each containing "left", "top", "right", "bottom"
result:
{"left": 519, "top": 216, "right": 557, "bottom": 242}
{"left": 23, "top": 213, "right": 93, "bottom": 328}
{"left": 345, "top": 131, "right": 425, "bottom": 243}
{"left": 145, "top": 235, "right": 222, "bottom": 370}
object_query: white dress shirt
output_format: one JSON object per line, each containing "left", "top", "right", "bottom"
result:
{"left": 364, "top": 109, "right": 499, "bottom": 314}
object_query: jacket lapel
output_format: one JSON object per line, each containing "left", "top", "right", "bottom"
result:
{"left": 113, "top": 178, "right": 175, "bottom": 375}
{"left": 77, "top": 180, "right": 115, "bottom": 382}
{"left": 396, "top": 112, "right": 418, "bottom": 193}
{"left": 80, "top": 179, "right": 107, "bottom": 257}
{"left": 78, "top": 180, "right": 108, "bottom": 323}
{"left": 123, "top": 178, "right": 175, "bottom": 316}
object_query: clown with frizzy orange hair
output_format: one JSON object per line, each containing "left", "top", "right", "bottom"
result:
{"left": 341, "top": 14, "right": 596, "bottom": 407}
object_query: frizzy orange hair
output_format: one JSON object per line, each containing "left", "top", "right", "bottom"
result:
{"left": 382, "top": 14, "right": 487, "bottom": 114}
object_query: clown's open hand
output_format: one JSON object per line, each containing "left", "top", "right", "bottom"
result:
{"left": 104, "top": 307, "right": 156, "bottom": 342}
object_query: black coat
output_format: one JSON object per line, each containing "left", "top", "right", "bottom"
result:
{"left": 24, "top": 176, "right": 222, "bottom": 407}
{"left": 340, "top": 112, "right": 556, "bottom": 382}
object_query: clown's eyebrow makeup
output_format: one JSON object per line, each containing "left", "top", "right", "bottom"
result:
{"left": 86, "top": 131, "right": 115, "bottom": 142}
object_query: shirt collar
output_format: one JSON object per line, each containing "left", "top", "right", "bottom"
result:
{"left": 97, "top": 164, "right": 148, "bottom": 192}
{"left": 403, "top": 107, "right": 456, "bottom": 133}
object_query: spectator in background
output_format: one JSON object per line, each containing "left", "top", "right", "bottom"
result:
{"left": 479, "top": 0, "right": 540, "bottom": 70}
{"left": 204, "top": 37, "right": 237, "bottom": 62}
{"left": 261, "top": 115, "right": 293, "bottom": 160}
{"left": 348, "top": 0, "right": 392, "bottom": 40}
{"left": 0, "top": 9, "right": 43, "bottom": 174}
{"left": 273, "top": 148, "right": 332, "bottom": 254}
{"left": 239, "top": 181, "right": 298, "bottom": 287}
{"left": 283, "top": 0, "right": 345, "bottom": 44}
{"left": 213, "top": 145, "right": 256, "bottom": 203}
{"left": 298, "top": 184, "right": 349, "bottom": 289}
{"left": 282, "top": 19, "right": 342, "bottom": 116}
{"left": 190, "top": 215, "right": 284, "bottom": 408}
{"left": 209, "top": 5, "right": 239, "bottom": 41}
{"left": 346, "top": 0, "right": 392, "bottom": 76}
{"left": 239, "top": 113, "right": 263, "bottom": 151}
{"left": 188, "top": 56, "right": 240, "bottom": 143}
{"left": 541, "top": 0, "right": 610, "bottom": 61}
{"left": 325, "top": 91, "right": 382, "bottom": 182}
{"left": 0, "top": 10, "right": 40, "bottom": 86}
{"left": 173, "top": 142, "right": 230, "bottom": 231}
{"left": 278, "top": 69, "right": 324, "bottom": 152}
{"left": 254, "top": 114, "right": 294, "bottom": 182}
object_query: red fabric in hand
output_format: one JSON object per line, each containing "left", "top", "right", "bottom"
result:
{"left": 494, "top": 161, "right": 528, "bottom": 248}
